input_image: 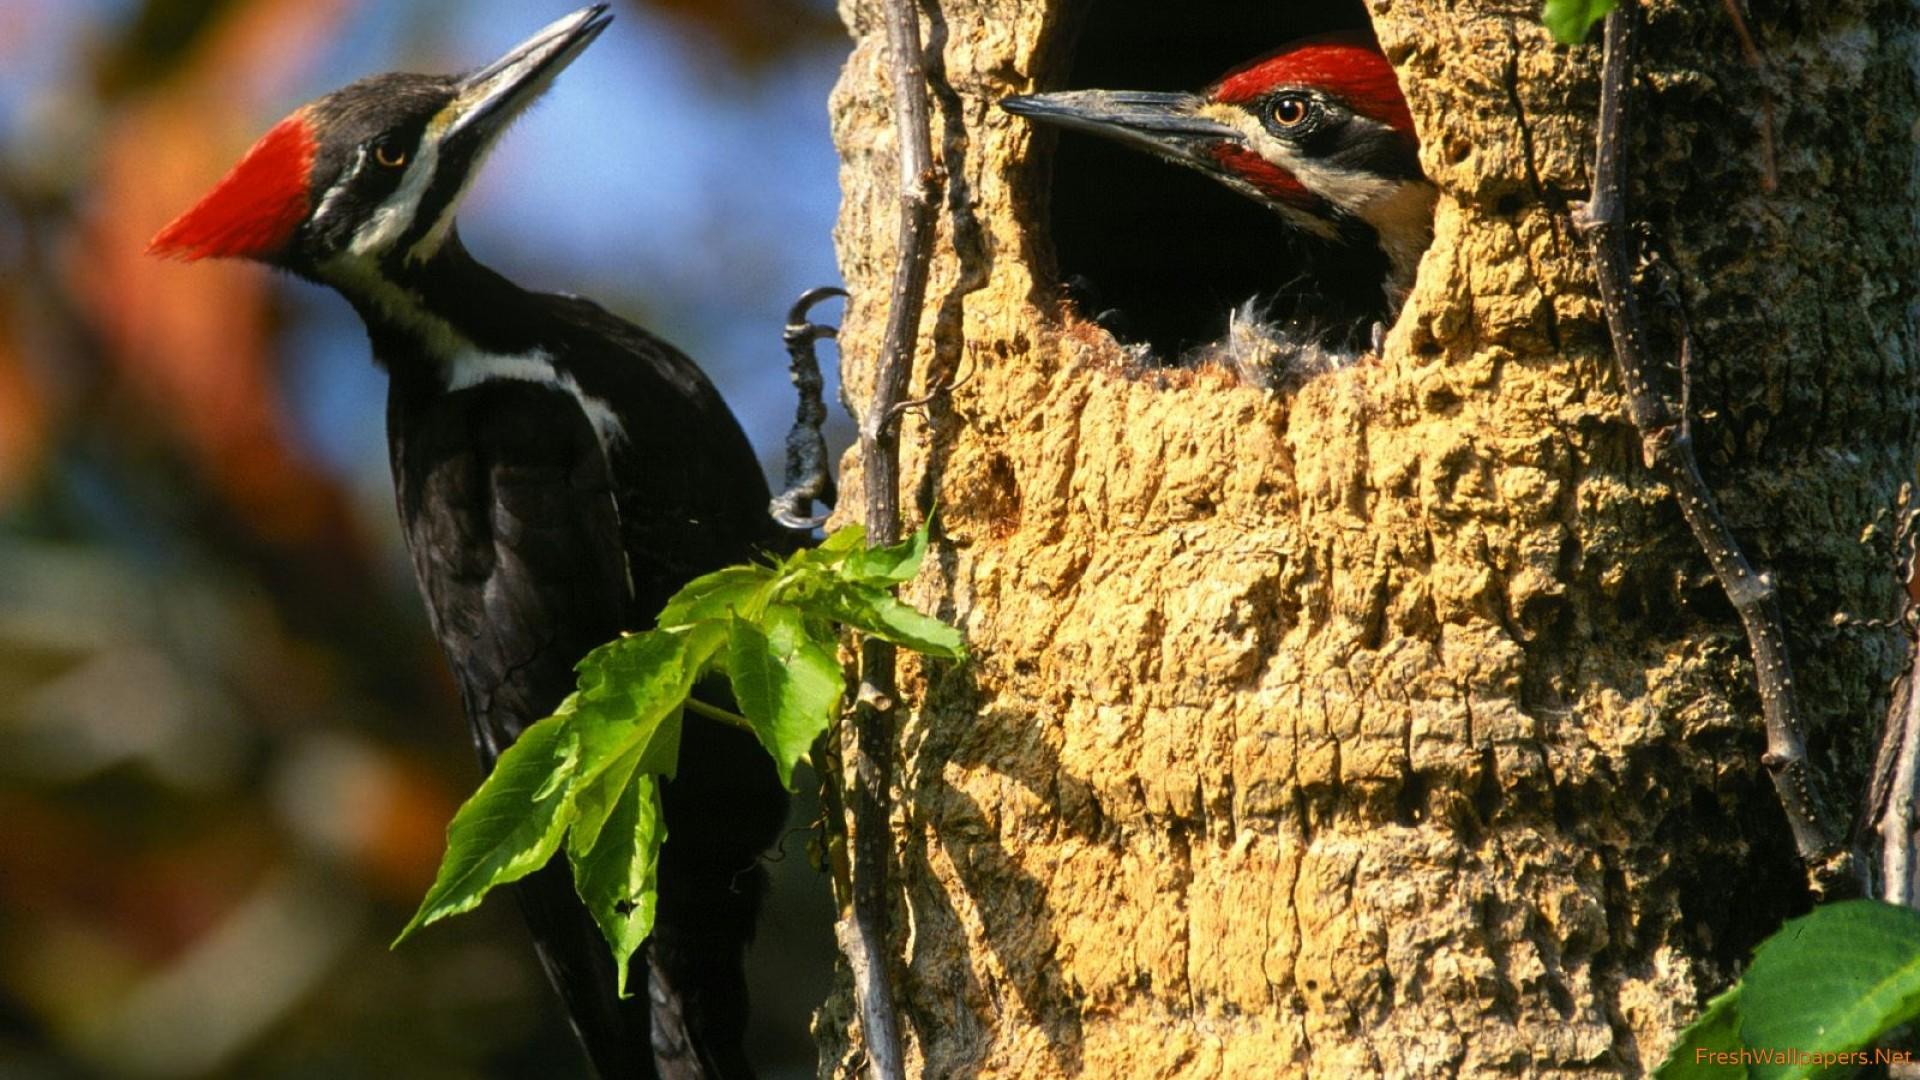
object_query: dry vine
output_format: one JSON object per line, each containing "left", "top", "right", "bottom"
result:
{"left": 1875, "top": 637, "right": 1920, "bottom": 905}
{"left": 1868, "top": 494, "right": 1920, "bottom": 904}
{"left": 836, "top": 0, "right": 940, "bottom": 1076}
{"left": 1572, "top": 0, "right": 1863, "bottom": 900}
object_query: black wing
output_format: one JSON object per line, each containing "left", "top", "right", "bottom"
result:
{"left": 388, "top": 375, "right": 630, "bottom": 759}
{"left": 542, "top": 293, "right": 791, "bottom": 616}
{"left": 388, "top": 354, "right": 790, "bottom": 1080}
{"left": 387, "top": 375, "right": 655, "bottom": 1079}
{"left": 540, "top": 299, "right": 794, "bottom": 1077}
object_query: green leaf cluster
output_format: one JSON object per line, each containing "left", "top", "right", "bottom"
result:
{"left": 1542, "top": 0, "right": 1616, "bottom": 44}
{"left": 1656, "top": 900, "right": 1920, "bottom": 1079}
{"left": 394, "top": 521, "right": 963, "bottom": 992}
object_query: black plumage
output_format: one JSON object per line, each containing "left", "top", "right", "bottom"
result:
{"left": 374, "top": 235, "right": 790, "bottom": 1080}
{"left": 151, "top": 10, "right": 795, "bottom": 1072}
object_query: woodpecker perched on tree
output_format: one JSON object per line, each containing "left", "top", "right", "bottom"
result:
{"left": 1003, "top": 34, "right": 1435, "bottom": 385}
{"left": 151, "top": 7, "right": 787, "bottom": 1078}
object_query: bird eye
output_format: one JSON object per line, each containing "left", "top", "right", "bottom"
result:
{"left": 374, "top": 141, "right": 408, "bottom": 169}
{"left": 1271, "top": 95, "right": 1313, "bottom": 129}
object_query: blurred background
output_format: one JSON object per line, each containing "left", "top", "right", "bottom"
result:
{"left": 0, "top": 0, "right": 852, "bottom": 1076}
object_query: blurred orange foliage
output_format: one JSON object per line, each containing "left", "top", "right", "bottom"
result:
{"left": 632, "top": 0, "right": 841, "bottom": 62}
{"left": 73, "top": 0, "right": 362, "bottom": 555}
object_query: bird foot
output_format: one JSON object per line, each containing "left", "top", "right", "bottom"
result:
{"left": 771, "top": 286, "right": 847, "bottom": 532}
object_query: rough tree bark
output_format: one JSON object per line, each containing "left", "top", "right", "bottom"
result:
{"left": 824, "top": 0, "right": 1919, "bottom": 1075}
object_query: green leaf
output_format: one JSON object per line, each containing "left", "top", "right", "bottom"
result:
{"left": 657, "top": 565, "right": 775, "bottom": 627}
{"left": 815, "top": 524, "right": 869, "bottom": 556}
{"left": 395, "top": 717, "right": 581, "bottom": 943}
{"left": 637, "top": 705, "right": 684, "bottom": 778}
{"left": 1542, "top": 0, "right": 1615, "bottom": 44}
{"left": 726, "top": 607, "right": 844, "bottom": 788}
{"left": 396, "top": 511, "right": 974, "bottom": 978}
{"left": 781, "top": 524, "right": 870, "bottom": 578}
{"left": 1738, "top": 900, "right": 1920, "bottom": 1080}
{"left": 567, "top": 769, "right": 666, "bottom": 996}
{"left": 844, "top": 518, "right": 930, "bottom": 586}
{"left": 567, "top": 707, "right": 677, "bottom": 864}
{"left": 568, "top": 627, "right": 720, "bottom": 786}
{"left": 569, "top": 740, "right": 643, "bottom": 861}
{"left": 819, "top": 582, "right": 966, "bottom": 659}
{"left": 1654, "top": 985, "right": 1746, "bottom": 1080}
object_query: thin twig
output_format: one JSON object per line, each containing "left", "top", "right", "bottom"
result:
{"left": 1879, "top": 658, "right": 1920, "bottom": 904}
{"left": 1871, "top": 491, "right": 1920, "bottom": 904}
{"left": 836, "top": 0, "right": 940, "bottom": 1076}
{"left": 814, "top": 726, "right": 854, "bottom": 907}
{"left": 771, "top": 286, "right": 848, "bottom": 531}
{"left": 887, "top": 343, "right": 978, "bottom": 424}
{"left": 1571, "top": 0, "right": 1862, "bottom": 899}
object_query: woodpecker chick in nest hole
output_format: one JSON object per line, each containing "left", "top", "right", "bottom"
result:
{"left": 1004, "top": 33, "right": 1435, "bottom": 389}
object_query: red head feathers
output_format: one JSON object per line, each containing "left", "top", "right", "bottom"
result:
{"left": 1211, "top": 35, "right": 1415, "bottom": 137}
{"left": 149, "top": 110, "right": 318, "bottom": 261}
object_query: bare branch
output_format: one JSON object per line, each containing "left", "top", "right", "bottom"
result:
{"left": 1879, "top": 658, "right": 1920, "bottom": 904}
{"left": 1571, "top": 0, "right": 1863, "bottom": 899}
{"left": 1871, "top": 493, "right": 1920, "bottom": 904}
{"left": 838, "top": 0, "right": 941, "bottom": 1075}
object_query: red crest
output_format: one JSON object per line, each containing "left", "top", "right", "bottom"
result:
{"left": 1211, "top": 35, "right": 1415, "bottom": 138}
{"left": 149, "top": 110, "right": 318, "bottom": 261}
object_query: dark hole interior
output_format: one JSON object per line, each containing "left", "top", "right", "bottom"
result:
{"left": 1043, "top": 0, "right": 1382, "bottom": 358}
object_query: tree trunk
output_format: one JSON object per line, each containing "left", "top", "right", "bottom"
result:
{"left": 824, "top": 0, "right": 1920, "bottom": 1075}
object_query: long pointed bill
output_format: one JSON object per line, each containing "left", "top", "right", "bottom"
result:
{"left": 1001, "top": 90, "right": 1244, "bottom": 174}
{"left": 446, "top": 5, "right": 613, "bottom": 144}
{"left": 379, "top": 5, "right": 611, "bottom": 263}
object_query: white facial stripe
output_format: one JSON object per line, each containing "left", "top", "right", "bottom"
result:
{"left": 1199, "top": 108, "right": 1339, "bottom": 240}
{"left": 1268, "top": 137, "right": 1432, "bottom": 293}
{"left": 1208, "top": 104, "right": 1405, "bottom": 217}
{"left": 310, "top": 146, "right": 366, "bottom": 232}
{"left": 349, "top": 119, "right": 445, "bottom": 258}
{"left": 406, "top": 171, "right": 474, "bottom": 265}
{"left": 1210, "top": 105, "right": 1434, "bottom": 293}
{"left": 344, "top": 10, "right": 603, "bottom": 265}
{"left": 391, "top": 21, "right": 592, "bottom": 265}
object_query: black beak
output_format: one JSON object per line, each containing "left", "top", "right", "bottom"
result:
{"left": 1001, "top": 90, "right": 1245, "bottom": 172}
{"left": 445, "top": 5, "right": 614, "bottom": 144}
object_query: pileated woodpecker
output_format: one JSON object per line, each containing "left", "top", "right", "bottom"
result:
{"left": 151, "top": 7, "right": 787, "bottom": 1078}
{"left": 1003, "top": 34, "right": 1435, "bottom": 382}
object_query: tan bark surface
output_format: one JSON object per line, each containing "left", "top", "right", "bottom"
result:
{"left": 824, "top": 1, "right": 1920, "bottom": 1075}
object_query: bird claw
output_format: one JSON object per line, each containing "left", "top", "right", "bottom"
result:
{"left": 771, "top": 286, "right": 846, "bottom": 533}
{"left": 770, "top": 500, "right": 833, "bottom": 532}
{"left": 785, "top": 286, "right": 848, "bottom": 349}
